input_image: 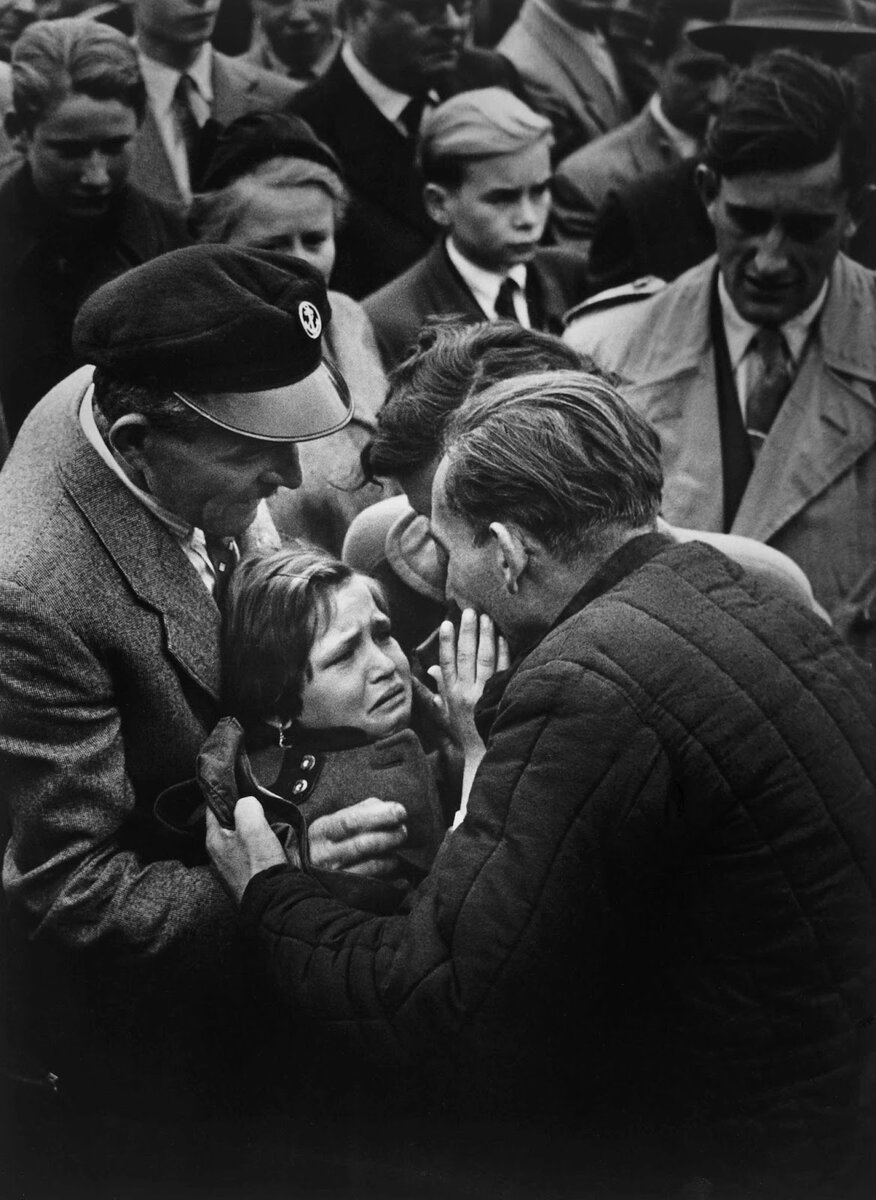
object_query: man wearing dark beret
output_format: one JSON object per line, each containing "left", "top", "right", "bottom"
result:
{"left": 0, "top": 246, "right": 409, "bottom": 1156}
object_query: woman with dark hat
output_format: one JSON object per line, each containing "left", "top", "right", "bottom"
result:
{"left": 190, "top": 110, "right": 391, "bottom": 554}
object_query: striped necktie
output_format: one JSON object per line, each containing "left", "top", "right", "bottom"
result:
{"left": 745, "top": 326, "right": 794, "bottom": 459}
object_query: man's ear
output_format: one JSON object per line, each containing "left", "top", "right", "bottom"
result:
{"left": 424, "top": 182, "right": 453, "bottom": 229}
{"left": 490, "top": 522, "right": 529, "bottom": 595}
{"left": 695, "top": 164, "right": 719, "bottom": 220}
{"left": 107, "top": 414, "right": 153, "bottom": 473}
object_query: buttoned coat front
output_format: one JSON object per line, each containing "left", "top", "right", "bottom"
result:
{"left": 564, "top": 254, "right": 876, "bottom": 646}
{"left": 129, "top": 50, "right": 301, "bottom": 208}
{"left": 0, "top": 369, "right": 276, "bottom": 1114}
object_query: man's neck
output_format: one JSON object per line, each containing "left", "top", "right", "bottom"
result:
{"left": 137, "top": 30, "right": 204, "bottom": 72}
{"left": 514, "top": 525, "right": 652, "bottom": 650}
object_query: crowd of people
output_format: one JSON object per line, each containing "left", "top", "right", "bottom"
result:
{"left": 0, "top": 1, "right": 875, "bottom": 1198}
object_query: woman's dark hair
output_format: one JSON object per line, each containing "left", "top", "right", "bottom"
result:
{"left": 705, "top": 49, "right": 869, "bottom": 199}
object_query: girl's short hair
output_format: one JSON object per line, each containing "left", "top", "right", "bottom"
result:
{"left": 221, "top": 545, "right": 386, "bottom": 732}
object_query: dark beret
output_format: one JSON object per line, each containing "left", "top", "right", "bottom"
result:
{"left": 73, "top": 245, "right": 352, "bottom": 441}
{"left": 199, "top": 111, "right": 343, "bottom": 192}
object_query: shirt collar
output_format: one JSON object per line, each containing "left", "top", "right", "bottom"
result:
{"left": 718, "top": 272, "right": 829, "bottom": 370}
{"left": 446, "top": 237, "right": 528, "bottom": 316}
{"left": 649, "top": 94, "right": 698, "bottom": 161}
{"left": 137, "top": 42, "right": 214, "bottom": 115}
{"left": 341, "top": 41, "right": 412, "bottom": 123}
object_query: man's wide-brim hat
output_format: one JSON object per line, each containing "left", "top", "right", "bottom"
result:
{"left": 74, "top": 245, "right": 353, "bottom": 442}
{"left": 689, "top": 0, "right": 876, "bottom": 59}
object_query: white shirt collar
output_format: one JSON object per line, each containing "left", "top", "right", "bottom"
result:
{"left": 649, "top": 94, "right": 699, "bottom": 161}
{"left": 446, "top": 237, "right": 528, "bottom": 319}
{"left": 137, "top": 42, "right": 214, "bottom": 116}
{"left": 341, "top": 41, "right": 412, "bottom": 124}
{"left": 718, "top": 273, "right": 829, "bottom": 370}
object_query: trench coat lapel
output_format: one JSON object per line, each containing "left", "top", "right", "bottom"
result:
{"left": 732, "top": 257, "right": 876, "bottom": 543}
{"left": 622, "top": 283, "right": 726, "bottom": 531}
{"left": 732, "top": 356, "right": 876, "bottom": 543}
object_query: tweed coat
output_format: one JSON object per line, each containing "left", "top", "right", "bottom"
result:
{"left": 497, "top": 0, "right": 632, "bottom": 163}
{"left": 565, "top": 253, "right": 876, "bottom": 650}
{"left": 0, "top": 368, "right": 280, "bottom": 1114}
{"left": 549, "top": 105, "right": 682, "bottom": 253}
{"left": 129, "top": 50, "right": 301, "bottom": 208}
{"left": 362, "top": 239, "right": 589, "bottom": 368}
{"left": 240, "top": 534, "right": 876, "bottom": 1194}
{"left": 289, "top": 47, "right": 523, "bottom": 299}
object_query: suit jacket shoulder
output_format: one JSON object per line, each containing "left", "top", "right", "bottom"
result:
{"left": 551, "top": 109, "right": 677, "bottom": 248}
{"left": 211, "top": 49, "right": 301, "bottom": 120}
{"left": 363, "top": 242, "right": 481, "bottom": 367}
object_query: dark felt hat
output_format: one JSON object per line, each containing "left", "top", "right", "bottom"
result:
{"left": 689, "top": 0, "right": 876, "bottom": 58}
{"left": 73, "top": 245, "right": 352, "bottom": 442}
{"left": 199, "top": 110, "right": 343, "bottom": 192}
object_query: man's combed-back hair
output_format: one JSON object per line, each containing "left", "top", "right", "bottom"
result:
{"left": 705, "top": 49, "right": 869, "bottom": 198}
{"left": 11, "top": 17, "right": 146, "bottom": 134}
{"left": 91, "top": 367, "right": 204, "bottom": 440}
{"left": 221, "top": 546, "right": 386, "bottom": 731}
{"left": 362, "top": 319, "right": 603, "bottom": 482}
{"left": 441, "top": 370, "right": 663, "bottom": 561}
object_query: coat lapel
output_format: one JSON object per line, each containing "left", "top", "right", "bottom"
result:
{"left": 425, "top": 242, "right": 489, "bottom": 318}
{"left": 732, "top": 356, "right": 876, "bottom": 543}
{"left": 58, "top": 387, "right": 222, "bottom": 700}
{"left": 732, "top": 257, "right": 876, "bottom": 543}
{"left": 620, "top": 266, "right": 726, "bottom": 531}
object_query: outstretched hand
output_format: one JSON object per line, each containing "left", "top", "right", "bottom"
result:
{"left": 428, "top": 608, "right": 510, "bottom": 757}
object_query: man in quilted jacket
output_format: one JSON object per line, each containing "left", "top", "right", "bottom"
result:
{"left": 209, "top": 370, "right": 876, "bottom": 1199}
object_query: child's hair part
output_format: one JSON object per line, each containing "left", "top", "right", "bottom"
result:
{"left": 221, "top": 544, "right": 388, "bottom": 732}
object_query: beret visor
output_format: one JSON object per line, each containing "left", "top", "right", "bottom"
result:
{"left": 175, "top": 357, "right": 353, "bottom": 442}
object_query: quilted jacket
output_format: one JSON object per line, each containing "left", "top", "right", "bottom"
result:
{"left": 242, "top": 534, "right": 876, "bottom": 1195}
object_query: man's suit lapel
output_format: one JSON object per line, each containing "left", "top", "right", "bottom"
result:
{"left": 427, "top": 242, "right": 490, "bottom": 319}
{"left": 59, "top": 401, "right": 222, "bottom": 701}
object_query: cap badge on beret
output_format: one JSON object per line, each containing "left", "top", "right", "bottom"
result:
{"left": 299, "top": 301, "right": 321, "bottom": 340}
